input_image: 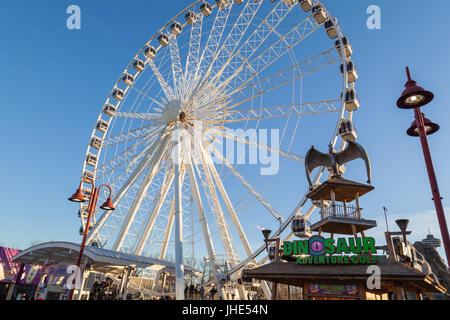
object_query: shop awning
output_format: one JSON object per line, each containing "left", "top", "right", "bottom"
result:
{"left": 12, "top": 242, "right": 201, "bottom": 277}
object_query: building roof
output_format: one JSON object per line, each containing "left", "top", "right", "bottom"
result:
{"left": 307, "top": 177, "right": 374, "bottom": 202}
{"left": 243, "top": 260, "right": 446, "bottom": 294}
{"left": 12, "top": 242, "right": 201, "bottom": 277}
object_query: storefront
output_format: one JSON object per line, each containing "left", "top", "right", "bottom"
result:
{"left": 0, "top": 246, "right": 43, "bottom": 300}
{"left": 242, "top": 257, "right": 446, "bottom": 300}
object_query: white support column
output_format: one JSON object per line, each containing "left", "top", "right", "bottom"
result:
{"left": 76, "top": 271, "right": 88, "bottom": 300}
{"left": 174, "top": 123, "right": 185, "bottom": 301}
{"left": 187, "top": 163, "right": 225, "bottom": 300}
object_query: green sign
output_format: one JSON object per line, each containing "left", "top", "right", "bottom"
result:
{"left": 283, "top": 236, "right": 378, "bottom": 265}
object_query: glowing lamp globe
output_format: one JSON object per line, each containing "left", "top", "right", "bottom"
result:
{"left": 397, "top": 67, "right": 434, "bottom": 109}
{"left": 406, "top": 115, "right": 440, "bottom": 137}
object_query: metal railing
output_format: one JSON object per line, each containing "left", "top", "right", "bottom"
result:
{"left": 321, "top": 203, "right": 362, "bottom": 220}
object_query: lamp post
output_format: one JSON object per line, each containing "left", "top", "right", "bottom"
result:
{"left": 397, "top": 67, "right": 450, "bottom": 267}
{"left": 261, "top": 229, "right": 280, "bottom": 300}
{"left": 68, "top": 179, "right": 115, "bottom": 300}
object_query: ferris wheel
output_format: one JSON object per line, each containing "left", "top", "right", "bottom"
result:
{"left": 77, "top": 0, "right": 359, "bottom": 299}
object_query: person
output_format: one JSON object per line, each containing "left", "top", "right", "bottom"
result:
{"left": 210, "top": 287, "right": 217, "bottom": 300}
{"left": 199, "top": 287, "right": 205, "bottom": 300}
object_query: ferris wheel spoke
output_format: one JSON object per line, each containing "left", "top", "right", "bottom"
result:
{"left": 204, "top": 150, "right": 253, "bottom": 257}
{"left": 203, "top": 0, "right": 296, "bottom": 97}
{"left": 168, "top": 36, "right": 185, "bottom": 100}
{"left": 223, "top": 47, "right": 341, "bottom": 111}
{"left": 134, "top": 165, "right": 175, "bottom": 255}
{"left": 184, "top": 14, "right": 203, "bottom": 99}
{"left": 206, "top": 143, "right": 283, "bottom": 222}
{"left": 208, "top": 100, "right": 340, "bottom": 124}
{"left": 155, "top": 165, "right": 188, "bottom": 260}
{"left": 112, "top": 111, "right": 162, "bottom": 123}
{"left": 86, "top": 132, "right": 170, "bottom": 244}
{"left": 187, "top": 162, "right": 221, "bottom": 269}
{"left": 189, "top": 2, "right": 233, "bottom": 100}
{"left": 148, "top": 59, "right": 176, "bottom": 101}
{"left": 189, "top": 0, "right": 262, "bottom": 104}
{"left": 193, "top": 141, "right": 239, "bottom": 267}
{"left": 203, "top": 126, "right": 305, "bottom": 164}
{"left": 129, "top": 85, "right": 167, "bottom": 110}
{"left": 213, "top": 14, "right": 321, "bottom": 94}
{"left": 112, "top": 140, "right": 169, "bottom": 251}
{"left": 102, "top": 125, "right": 164, "bottom": 147}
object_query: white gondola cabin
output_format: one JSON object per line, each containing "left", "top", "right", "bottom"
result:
{"left": 344, "top": 88, "right": 360, "bottom": 111}
{"left": 284, "top": 0, "right": 295, "bottom": 6}
{"left": 158, "top": 33, "right": 169, "bottom": 46}
{"left": 201, "top": 3, "right": 212, "bottom": 16}
{"left": 96, "top": 120, "right": 109, "bottom": 133}
{"left": 78, "top": 205, "right": 89, "bottom": 218}
{"left": 103, "top": 104, "right": 116, "bottom": 117}
{"left": 339, "top": 119, "right": 358, "bottom": 141}
{"left": 216, "top": 0, "right": 229, "bottom": 9}
{"left": 312, "top": 5, "right": 328, "bottom": 24}
{"left": 171, "top": 22, "right": 182, "bottom": 36}
{"left": 292, "top": 216, "right": 312, "bottom": 238}
{"left": 90, "top": 137, "right": 103, "bottom": 150}
{"left": 185, "top": 11, "right": 197, "bottom": 24}
{"left": 144, "top": 46, "right": 156, "bottom": 59}
{"left": 335, "top": 36, "right": 353, "bottom": 58}
{"left": 86, "top": 154, "right": 98, "bottom": 167}
{"left": 340, "top": 60, "right": 358, "bottom": 83}
{"left": 82, "top": 188, "right": 92, "bottom": 201}
{"left": 133, "top": 59, "right": 145, "bottom": 72}
{"left": 79, "top": 225, "right": 93, "bottom": 236}
{"left": 112, "top": 88, "right": 125, "bottom": 101}
{"left": 82, "top": 170, "right": 95, "bottom": 181}
{"left": 324, "top": 17, "right": 339, "bottom": 39}
{"left": 299, "top": 0, "right": 313, "bottom": 12}
{"left": 122, "top": 73, "right": 135, "bottom": 86}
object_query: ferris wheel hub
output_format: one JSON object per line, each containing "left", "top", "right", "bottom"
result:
{"left": 162, "top": 100, "right": 183, "bottom": 124}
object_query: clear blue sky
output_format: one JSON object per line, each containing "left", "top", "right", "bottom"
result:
{"left": 0, "top": 0, "right": 449, "bottom": 263}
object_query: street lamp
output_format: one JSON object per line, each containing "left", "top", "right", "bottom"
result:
{"left": 396, "top": 66, "right": 450, "bottom": 268}
{"left": 261, "top": 229, "right": 280, "bottom": 300}
{"left": 68, "top": 178, "right": 115, "bottom": 300}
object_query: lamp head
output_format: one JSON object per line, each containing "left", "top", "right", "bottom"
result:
{"left": 262, "top": 229, "right": 272, "bottom": 241}
{"left": 68, "top": 188, "right": 86, "bottom": 203}
{"left": 395, "top": 219, "right": 410, "bottom": 233}
{"left": 406, "top": 114, "right": 440, "bottom": 137}
{"left": 397, "top": 67, "right": 434, "bottom": 109}
{"left": 100, "top": 197, "right": 115, "bottom": 211}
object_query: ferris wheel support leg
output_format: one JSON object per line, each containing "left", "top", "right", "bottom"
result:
{"left": 187, "top": 163, "right": 223, "bottom": 285}
{"left": 174, "top": 124, "right": 185, "bottom": 301}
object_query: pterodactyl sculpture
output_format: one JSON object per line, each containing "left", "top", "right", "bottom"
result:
{"left": 305, "top": 141, "right": 372, "bottom": 190}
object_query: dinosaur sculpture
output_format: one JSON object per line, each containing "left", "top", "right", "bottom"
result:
{"left": 305, "top": 141, "right": 372, "bottom": 190}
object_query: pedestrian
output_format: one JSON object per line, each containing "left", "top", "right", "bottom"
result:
{"left": 199, "top": 286, "right": 205, "bottom": 300}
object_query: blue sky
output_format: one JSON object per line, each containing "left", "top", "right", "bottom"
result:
{"left": 0, "top": 0, "right": 449, "bottom": 263}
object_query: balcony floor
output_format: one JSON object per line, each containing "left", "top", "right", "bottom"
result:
{"left": 311, "top": 216, "right": 377, "bottom": 235}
